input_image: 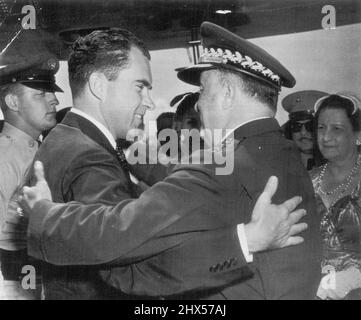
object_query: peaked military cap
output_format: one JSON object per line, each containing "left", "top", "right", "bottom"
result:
{"left": 177, "top": 22, "right": 296, "bottom": 90}
{"left": 282, "top": 90, "right": 328, "bottom": 121}
{"left": 0, "top": 30, "right": 63, "bottom": 93}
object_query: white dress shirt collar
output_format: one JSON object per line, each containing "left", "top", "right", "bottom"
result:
{"left": 70, "top": 108, "right": 117, "bottom": 149}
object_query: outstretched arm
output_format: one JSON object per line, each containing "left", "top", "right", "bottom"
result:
{"left": 22, "top": 161, "right": 307, "bottom": 296}
{"left": 22, "top": 161, "right": 306, "bottom": 265}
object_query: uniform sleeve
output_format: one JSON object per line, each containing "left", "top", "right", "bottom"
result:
{"left": 100, "top": 227, "right": 253, "bottom": 297}
{"left": 27, "top": 165, "right": 252, "bottom": 296}
{"left": 29, "top": 167, "right": 248, "bottom": 250}
{"left": 0, "top": 159, "right": 21, "bottom": 226}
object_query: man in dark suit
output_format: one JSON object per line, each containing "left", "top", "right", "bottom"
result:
{"left": 24, "top": 27, "right": 309, "bottom": 299}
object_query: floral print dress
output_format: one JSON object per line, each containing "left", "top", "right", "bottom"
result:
{"left": 312, "top": 169, "right": 361, "bottom": 299}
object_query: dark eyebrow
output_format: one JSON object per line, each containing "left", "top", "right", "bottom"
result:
{"left": 136, "top": 79, "right": 152, "bottom": 90}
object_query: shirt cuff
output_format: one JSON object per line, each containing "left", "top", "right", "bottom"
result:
{"left": 237, "top": 223, "right": 253, "bottom": 263}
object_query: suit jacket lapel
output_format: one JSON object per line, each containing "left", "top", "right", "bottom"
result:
{"left": 61, "top": 112, "right": 118, "bottom": 159}
{"left": 61, "top": 112, "right": 139, "bottom": 197}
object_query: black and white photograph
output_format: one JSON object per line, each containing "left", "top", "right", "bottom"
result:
{"left": 0, "top": 0, "right": 360, "bottom": 306}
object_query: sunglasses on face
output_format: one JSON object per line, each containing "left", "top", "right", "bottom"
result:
{"left": 290, "top": 121, "right": 314, "bottom": 133}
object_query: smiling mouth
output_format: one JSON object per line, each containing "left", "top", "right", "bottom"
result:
{"left": 134, "top": 114, "right": 144, "bottom": 119}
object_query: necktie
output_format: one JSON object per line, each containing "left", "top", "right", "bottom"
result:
{"left": 115, "top": 140, "right": 138, "bottom": 197}
{"left": 115, "top": 141, "right": 130, "bottom": 173}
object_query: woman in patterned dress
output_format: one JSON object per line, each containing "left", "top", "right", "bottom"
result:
{"left": 312, "top": 93, "right": 361, "bottom": 300}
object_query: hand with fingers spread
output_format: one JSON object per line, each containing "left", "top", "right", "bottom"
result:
{"left": 244, "top": 176, "right": 308, "bottom": 253}
{"left": 20, "top": 161, "right": 52, "bottom": 214}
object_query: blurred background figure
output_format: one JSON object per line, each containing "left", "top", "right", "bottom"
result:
{"left": 129, "top": 93, "right": 203, "bottom": 188}
{"left": 170, "top": 92, "right": 204, "bottom": 158}
{"left": 312, "top": 92, "right": 361, "bottom": 300}
{"left": 282, "top": 90, "right": 328, "bottom": 170}
{"left": 156, "top": 112, "right": 175, "bottom": 140}
{"left": 126, "top": 111, "right": 174, "bottom": 187}
{"left": 156, "top": 111, "right": 175, "bottom": 156}
{"left": 171, "top": 92, "right": 201, "bottom": 132}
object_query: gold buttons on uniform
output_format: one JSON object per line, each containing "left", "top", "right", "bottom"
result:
{"left": 28, "top": 140, "right": 35, "bottom": 148}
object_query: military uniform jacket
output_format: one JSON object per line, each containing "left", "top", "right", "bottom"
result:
{"left": 0, "top": 123, "right": 38, "bottom": 250}
{"left": 28, "top": 111, "right": 249, "bottom": 298}
{"left": 202, "top": 118, "right": 322, "bottom": 299}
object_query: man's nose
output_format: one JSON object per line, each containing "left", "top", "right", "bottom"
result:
{"left": 47, "top": 92, "right": 59, "bottom": 106}
{"left": 142, "top": 90, "right": 155, "bottom": 111}
{"left": 300, "top": 124, "right": 308, "bottom": 135}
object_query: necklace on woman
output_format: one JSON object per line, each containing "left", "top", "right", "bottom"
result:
{"left": 317, "top": 153, "right": 361, "bottom": 197}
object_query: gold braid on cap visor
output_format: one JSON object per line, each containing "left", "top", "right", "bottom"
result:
{"left": 199, "top": 47, "right": 281, "bottom": 87}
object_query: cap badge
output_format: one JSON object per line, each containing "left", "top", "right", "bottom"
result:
{"left": 47, "top": 58, "right": 57, "bottom": 70}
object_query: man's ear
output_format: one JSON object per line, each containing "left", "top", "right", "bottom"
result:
{"left": 88, "top": 72, "right": 107, "bottom": 101}
{"left": 221, "top": 77, "right": 234, "bottom": 110}
{"left": 5, "top": 94, "right": 20, "bottom": 112}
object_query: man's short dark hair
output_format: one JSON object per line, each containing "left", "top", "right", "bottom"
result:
{"left": 219, "top": 68, "right": 279, "bottom": 111}
{"left": 0, "top": 83, "right": 24, "bottom": 113}
{"left": 68, "top": 28, "right": 150, "bottom": 98}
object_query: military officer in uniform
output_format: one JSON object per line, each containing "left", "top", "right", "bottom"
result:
{"left": 282, "top": 90, "right": 329, "bottom": 170}
{"left": 0, "top": 30, "right": 63, "bottom": 299}
{"left": 172, "top": 22, "right": 322, "bottom": 299}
